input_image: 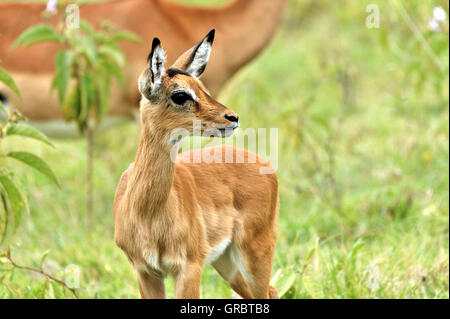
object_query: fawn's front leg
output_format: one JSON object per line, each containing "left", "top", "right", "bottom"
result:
{"left": 137, "top": 271, "right": 166, "bottom": 299}
{"left": 175, "top": 262, "right": 203, "bottom": 299}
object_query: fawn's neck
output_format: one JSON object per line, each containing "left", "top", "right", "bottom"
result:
{"left": 127, "top": 109, "right": 177, "bottom": 215}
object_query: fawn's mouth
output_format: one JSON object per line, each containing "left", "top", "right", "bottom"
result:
{"left": 211, "top": 122, "right": 239, "bottom": 138}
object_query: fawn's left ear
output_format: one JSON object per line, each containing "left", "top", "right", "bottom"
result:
{"left": 172, "top": 29, "right": 215, "bottom": 78}
{"left": 139, "top": 38, "right": 166, "bottom": 98}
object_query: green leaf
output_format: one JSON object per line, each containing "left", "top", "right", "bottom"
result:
{"left": 0, "top": 192, "right": 9, "bottom": 243}
{"left": 0, "top": 67, "right": 21, "bottom": 98}
{"left": 73, "top": 36, "right": 97, "bottom": 65}
{"left": 52, "top": 51, "right": 74, "bottom": 105}
{"left": 111, "top": 31, "right": 141, "bottom": 43}
{"left": 13, "top": 176, "right": 30, "bottom": 217}
{"left": 40, "top": 249, "right": 51, "bottom": 269}
{"left": 79, "top": 21, "right": 96, "bottom": 38}
{"left": 346, "top": 239, "right": 364, "bottom": 273}
{"left": 100, "top": 57, "right": 124, "bottom": 88}
{"left": 276, "top": 272, "right": 296, "bottom": 298}
{"left": 0, "top": 174, "right": 25, "bottom": 232}
{"left": 7, "top": 152, "right": 60, "bottom": 188}
{"left": 5, "top": 123, "right": 54, "bottom": 147}
{"left": 61, "top": 85, "right": 81, "bottom": 122}
{"left": 98, "top": 44, "right": 126, "bottom": 66}
{"left": 11, "top": 24, "right": 61, "bottom": 49}
{"left": 94, "top": 75, "right": 109, "bottom": 121}
{"left": 85, "top": 73, "right": 97, "bottom": 109}
{"left": 78, "top": 72, "right": 90, "bottom": 130}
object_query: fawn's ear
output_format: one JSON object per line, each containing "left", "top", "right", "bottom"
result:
{"left": 172, "top": 29, "right": 215, "bottom": 78}
{"left": 139, "top": 38, "right": 166, "bottom": 98}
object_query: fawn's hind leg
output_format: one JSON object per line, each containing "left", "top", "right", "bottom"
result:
{"left": 137, "top": 270, "right": 166, "bottom": 299}
{"left": 240, "top": 229, "right": 279, "bottom": 299}
{"left": 213, "top": 245, "right": 254, "bottom": 299}
{"left": 213, "top": 240, "right": 278, "bottom": 299}
{"left": 244, "top": 250, "right": 277, "bottom": 298}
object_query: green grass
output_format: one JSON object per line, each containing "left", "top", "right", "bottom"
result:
{"left": 0, "top": 0, "right": 448, "bottom": 298}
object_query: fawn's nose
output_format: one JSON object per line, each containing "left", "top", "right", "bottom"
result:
{"left": 224, "top": 113, "right": 239, "bottom": 123}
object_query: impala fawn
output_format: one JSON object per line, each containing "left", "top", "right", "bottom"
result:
{"left": 113, "top": 30, "right": 279, "bottom": 299}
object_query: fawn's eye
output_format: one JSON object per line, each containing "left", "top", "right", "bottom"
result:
{"left": 171, "top": 92, "right": 192, "bottom": 105}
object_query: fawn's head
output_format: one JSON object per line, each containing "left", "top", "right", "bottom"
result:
{"left": 138, "top": 30, "right": 239, "bottom": 139}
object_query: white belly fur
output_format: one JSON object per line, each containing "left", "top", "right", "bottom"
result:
{"left": 205, "top": 238, "right": 231, "bottom": 265}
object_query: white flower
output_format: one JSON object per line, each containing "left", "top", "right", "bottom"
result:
{"left": 429, "top": 18, "right": 440, "bottom": 32}
{"left": 433, "top": 6, "right": 447, "bottom": 22}
{"left": 46, "top": 0, "right": 58, "bottom": 13}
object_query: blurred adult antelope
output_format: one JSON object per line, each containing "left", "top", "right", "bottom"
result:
{"left": 0, "top": 0, "right": 288, "bottom": 136}
{"left": 113, "top": 30, "right": 279, "bottom": 299}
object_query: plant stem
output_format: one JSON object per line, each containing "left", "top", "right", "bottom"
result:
{"left": 4, "top": 252, "right": 79, "bottom": 299}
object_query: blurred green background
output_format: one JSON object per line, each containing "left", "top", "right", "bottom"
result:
{"left": 0, "top": 0, "right": 448, "bottom": 298}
